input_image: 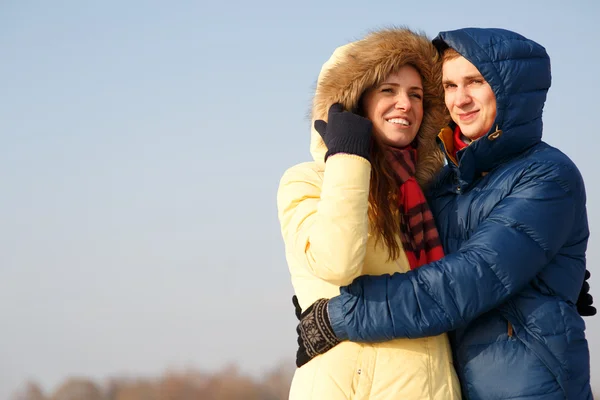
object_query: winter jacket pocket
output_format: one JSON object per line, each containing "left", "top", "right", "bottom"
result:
{"left": 460, "top": 334, "right": 562, "bottom": 399}
{"left": 452, "top": 309, "right": 565, "bottom": 399}
{"left": 497, "top": 309, "right": 568, "bottom": 399}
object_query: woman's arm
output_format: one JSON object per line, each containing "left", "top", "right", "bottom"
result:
{"left": 277, "top": 154, "right": 371, "bottom": 287}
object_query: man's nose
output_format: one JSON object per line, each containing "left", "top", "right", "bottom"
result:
{"left": 454, "top": 87, "right": 472, "bottom": 107}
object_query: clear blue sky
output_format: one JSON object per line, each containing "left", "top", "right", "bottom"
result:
{"left": 2, "top": 0, "right": 599, "bottom": 397}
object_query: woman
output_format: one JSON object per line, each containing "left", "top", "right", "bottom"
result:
{"left": 276, "top": 28, "right": 460, "bottom": 399}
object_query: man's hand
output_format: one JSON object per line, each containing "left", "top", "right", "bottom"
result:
{"left": 577, "top": 270, "right": 596, "bottom": 316}
{"left": 293, "top": 297, "right": 341, "bottom": 367}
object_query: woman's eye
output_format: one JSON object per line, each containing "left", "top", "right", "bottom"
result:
{"left": 410, "top": 93, "right": 423, "bottom": 100}
{"left": 381, "top": 88, "right": 394, "bottom": 93}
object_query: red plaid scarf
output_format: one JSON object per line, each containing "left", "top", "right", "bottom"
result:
{"left": 385, "top": 146, "right": 445, "bottom": 270}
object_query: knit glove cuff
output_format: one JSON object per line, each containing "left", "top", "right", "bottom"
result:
{"left": 296, "top": 299, "right": 341, "bottom": 367}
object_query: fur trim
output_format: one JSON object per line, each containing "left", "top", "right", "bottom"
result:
{"left": 310, "top": 27, "right": 447, "bottom": 187}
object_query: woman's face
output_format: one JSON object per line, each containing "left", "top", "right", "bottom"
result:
{"left": 362, "top": 65, "right": 424, "bottom": 148}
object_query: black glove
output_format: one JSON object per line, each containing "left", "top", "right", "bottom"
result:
{"left": 577, "top": 269, "right": 596, "bottom": 316}
{"left": 292, "top": 295, "right": 302, "bottom": 320}
{"left": 295, "top": 298, "right": 341, "bottom": 367}
{"left": 314, "top": 103, "right": 373, "bottom": 162}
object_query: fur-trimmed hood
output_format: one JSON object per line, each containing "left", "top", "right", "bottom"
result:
{"left": 310, "top": 28, "right": 447, "bottom": 185}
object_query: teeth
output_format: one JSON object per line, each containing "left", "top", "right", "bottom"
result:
{"left": 387, "top": 118, "right": 410, "bottom": 126}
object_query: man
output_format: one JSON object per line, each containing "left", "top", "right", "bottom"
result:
{"left": 295, "top": 28, "right": 595, "bottom": 399}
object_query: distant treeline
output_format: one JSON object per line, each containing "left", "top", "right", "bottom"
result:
{"left": 12, "top": 365, "right": 598, "bottom": 399}
{"left": 11, "top": 362, "right": 294, "bottom": 400}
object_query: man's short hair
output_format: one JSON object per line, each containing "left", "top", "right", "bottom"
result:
{"left": 442, "top": 48, "right": 461, "bottom": 63}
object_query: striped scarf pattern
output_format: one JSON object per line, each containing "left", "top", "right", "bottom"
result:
{"left": 385, "top": 146, "right": 445, "bottom": 269}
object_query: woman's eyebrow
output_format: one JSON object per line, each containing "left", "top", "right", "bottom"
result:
{"left": 379, "top": 82, "right": 423, "bottom": 91}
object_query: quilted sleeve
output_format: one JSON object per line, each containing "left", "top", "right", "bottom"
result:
{"left": 328, "top": 160, "right": 588, "bottom": 341}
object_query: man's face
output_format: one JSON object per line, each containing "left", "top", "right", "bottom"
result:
{"left": 442, "top": 56, "right": 497, "bottom": 140}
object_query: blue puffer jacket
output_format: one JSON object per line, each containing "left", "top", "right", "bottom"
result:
{"left": 328, "top": 28, "right": 592, "bottom": 399}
